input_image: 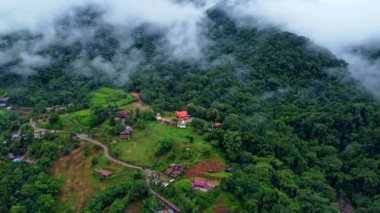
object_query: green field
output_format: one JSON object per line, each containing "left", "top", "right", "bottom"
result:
{"left": 107, "top": 121, "right": 223, "bottom": 169}
{"left": 90, "top": 87, "right": 136, "bottom": 107}
{"left": 55, "top": 87, "right": 136, "bottom": 133}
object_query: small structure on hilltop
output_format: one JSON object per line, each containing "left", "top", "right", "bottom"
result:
{"left": 214, "top": 122, "right": 222, "bottom": 127}
{"left": 192, "top": 179, "right": 215, "bottom": 192}
{"left": 161, "top": 182, "right": 169, "bottom": 188}
{"left": 94, "top": 169, "right": 113, "bottom": 178}
{"left": 0, "top": 97, "right": 9, "bottom": 107}
{"left": 156, "top": 113, "right": 162, "bottom": 120}
{"left": 118, "top": 111, "right": 130, "bottom": 119}
{"left": 120, "top": 125, "right": 133, "bottom": 140}
{"left": 152, "top": 178, "right": 161, "bottom": 186}
{"left": 34, "top": 129, "right": 47, "bottom": 139}
{"left": 12, "top": 158, "right": 22, "bottom": 163}
{"left": 166, "top": 164, "right": 185, "bottom": 178}
{"left": 175, "top": 111, "right": 189, "bottom": 120}
{"left": 45, "top": 107, "right": 53, "bottom": 113}
{"left": 11, "top": 134, "right": 22, "bottom": 142}
{"left": 225, "top": 167, "right": 235, "bottom": 173}
{"left": 54, "top": 105, "right": 67, "bottom": 113}
{"left": 7, "top": 153, "right": 16, "bottom": 160}
{"left": 177, "top": 120, "right": 186, "bottom": 129}
{"left": 70, "top": 134, "right": 79, "bottom": 141}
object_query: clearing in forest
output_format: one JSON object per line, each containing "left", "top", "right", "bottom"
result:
{"left": 90, "top": 87, "right": 136, "bottom": 107}
{"left": 50, "top": 143, "right": 133, "bottom": 213}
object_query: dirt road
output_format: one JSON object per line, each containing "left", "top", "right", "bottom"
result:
{"left": 77, "top": 134, "right": 142, "bottom": 170}
{"left": 29, "top": 119, "right": 180, "bottom": 212}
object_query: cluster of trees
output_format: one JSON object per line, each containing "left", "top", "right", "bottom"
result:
{"left": 84, "top": 181, "right": 148, "bottom": 213}
{"left": 0, "top": 127, "right": 79, "bottom": 212}
{"left": 127, "top": 9, "right": 380, "bottom": 212}
{"left": 0, "top": 6, "right": 379, "bottom": 212}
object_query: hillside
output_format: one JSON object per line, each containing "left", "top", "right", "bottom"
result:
{"left": 0, "top": 6, "right": 379, "bottom": 213}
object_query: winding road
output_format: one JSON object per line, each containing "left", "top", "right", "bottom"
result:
{"left": 77, "top": 134, "right": 142, "bottom": 170}
{"left": 29, "top": 119, "right": 181, "bottom": 212}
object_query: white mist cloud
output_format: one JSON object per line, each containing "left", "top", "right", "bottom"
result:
{"left": 0, "top": 0, "right": 217, "bottom": 60}
{"left": 0, "top": 0, "right": 379, "bottom": 96}
{"left": 229, "top": 0, "right": 380, "bottom": 50}
{"left": 228, "top": 0, "right": 380, "bottom": 97}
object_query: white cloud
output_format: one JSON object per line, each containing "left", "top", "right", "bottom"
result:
{"left": 228, "top": 0, "right": 380, "bottom": 97}
{"left": 0, "top": 0, "right": 379, "bottom": 96}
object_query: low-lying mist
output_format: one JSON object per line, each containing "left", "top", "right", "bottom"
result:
{"left": 0, "top": 0, "right": 379, "bottom": 98}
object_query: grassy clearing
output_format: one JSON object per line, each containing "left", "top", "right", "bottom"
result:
{"left": 50, "top": 143, "right": 134, "bottom": 213}
{"left": 90, "top": 87, "right": 136, "bottom": 107}
{"left": 107, "top": 121, "right": 224, "bottom": 170}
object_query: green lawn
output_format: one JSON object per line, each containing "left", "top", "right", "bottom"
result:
{"left": 90, "top": 87, "right": 136, "bottom": 107}
{"left": 107, "top": 121, "right": 223, "bottom": 170}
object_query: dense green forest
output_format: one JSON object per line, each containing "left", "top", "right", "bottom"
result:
{"left": 0, "top": 7, "right": 379, "bottom": 212}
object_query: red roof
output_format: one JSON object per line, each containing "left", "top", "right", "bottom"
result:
{"left": 175, "top": 111, "right": 188, "bottom": 119}
{"left": 119, "top": 111, "right": 129, "bottom": 119}
{"left": 214, "top": 122, "right": 222, "bottom": 127}
{"left": 95, "top": 169, "right": 113, "bottom": 177}
{"left": 192, "top": 180, "right": 215, "bottom": 190}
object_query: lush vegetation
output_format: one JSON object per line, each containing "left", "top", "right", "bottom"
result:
{"left": 0, "top": 6, "right": 379, "bottom": 213}
{"left": 127, "top": 9, "right": 380, "bottom": 212}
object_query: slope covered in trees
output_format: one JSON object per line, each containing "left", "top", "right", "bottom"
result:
{"left": 0, "top": 7, "right": 379, "bottom": 212}
{"left": 128, "top": 9, "right": 380, "bottom": 212}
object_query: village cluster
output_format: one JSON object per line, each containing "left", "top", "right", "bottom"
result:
{"left": 1, "top": 91, "right": 234, "bottom": 213}
{"left": 95, "top": 109, "right": 228, "bottom": 193}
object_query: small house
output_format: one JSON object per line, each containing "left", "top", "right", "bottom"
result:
{"left": 192, "top": 179, "right": 215, "bottom": 192}
{"left": 34, "top": 130, "right": 47, "bottom": 139}
{"left": 0, "top": 97, "right": 8, "bottom": 107}
{"left": 94, "top": 169, "right": 113, "bottom": 178}
{"left": 156, "top": 113, "right": 162, "bottom": 120}
{"left": 54, "top": 105, "right": 66, "bottom": 113}
{"left": 12, "top": 158, "right": 22, "bottom": 163}
{"left": 161, "top": 182, "right": 169, "bottom": 188}
{"left": 152, "top": 179, "right": 161, "bottom": 186}
{"left": 11, "top": 135, "right": 21, "bottom": 142}
{"left": 166, "top": 164, "right": 185, "bottom": 178}
{"left": 175, "top": 111, "right": 188, "bottom": 119}
{"left": 120, "top": 126, "right": 133, "bottom": 140}
{"left": 45, "top": 107, "right": 53, "bottom": 113}
{"left": 177, "top": 120, "right": 186, "bottom": 128}
{"left": 70, "top": 134, "right": 79, "bottom": 141}
{"left": 118, "top": 111, "right": 130, "bottom": 119}
{"left": 214, "top": 122, "right": 222, "bottom": 127}
{"left": 7, "top": 153, "right": 16, "bottom": 160}
{"left": 225, "top": 167, "right": 235, "bottom": 173}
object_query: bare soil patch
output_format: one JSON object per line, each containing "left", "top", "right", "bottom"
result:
{"left": 186, "top": 157, "right": 226, "bottom": 178}
{"left": 337, "top": 197, "right": 354, "bottom": 213}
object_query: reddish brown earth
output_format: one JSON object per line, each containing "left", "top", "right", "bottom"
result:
{"left": 214, "top": 198, "right": 229, "bottom": 213}
{"left": 131, "top": 92, "right": 142, "bottom": 101}
{"left": 337, "top": 197, "right": 354, "bottom": 213}
{"left": 186, "top": 157, "right": 226, "bottom": 178}
{"left": 125, "top": 200, "right": 143, "bottom": 213}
